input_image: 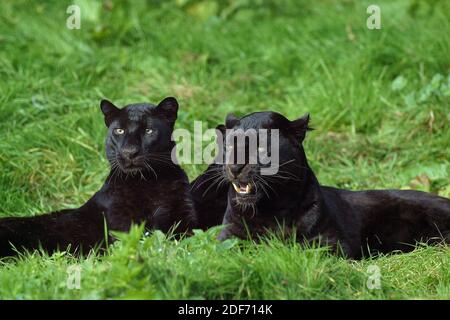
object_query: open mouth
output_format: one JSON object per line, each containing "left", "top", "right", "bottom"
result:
{"left": 232, "top": 182, "right": 252, "bottom": 195}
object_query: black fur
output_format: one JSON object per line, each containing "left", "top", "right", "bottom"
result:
{"left": 191, "top": 124, "right": 229, "bottom": 230}
{"left": 0, "top": 97, "right": 197, "bottom": 257}
{"left": 194, "top": 111, "right": 450, "bottom": 259}
{"left": 191, "top": 163, "right": 228, "bottom": 230}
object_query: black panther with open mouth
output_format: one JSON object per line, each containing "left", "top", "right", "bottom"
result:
{"left": 196, "top": 111, "right": 450, "bottom": 259}
{"left": 0, "top": 97, "right": 197, "bottom": 257}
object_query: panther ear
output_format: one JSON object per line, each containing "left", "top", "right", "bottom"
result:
{"left": 225, "top": 113, "right": 240, "bottom": 128}
{"left": 290, "top": 113, "right": 312, "bottom": 142}
{"left": 100, "top": 99, "right": 120, "bottom": 127}
{"left": 155, "top": 97, "right": 178, "bottom": 124}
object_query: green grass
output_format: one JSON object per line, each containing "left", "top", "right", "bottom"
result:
{"left": 0, "top": 0, "right": 449, "bottom": 299}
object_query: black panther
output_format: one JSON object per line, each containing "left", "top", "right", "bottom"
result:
{"left": 0, "top": 97, "right": 197, "bottom": 257}
{"left": 193, "top": 111, "right": 450, "bottom": 259}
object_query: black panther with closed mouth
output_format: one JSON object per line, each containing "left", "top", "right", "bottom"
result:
{"left": 0, "top": 97, "right": 197, "bottom": 257}
{"left": 193, "top": 111, "right": 450, "bottom": 259}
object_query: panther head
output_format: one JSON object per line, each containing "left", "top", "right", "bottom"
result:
{"left": 216, "top": 111, "right": 311, "bottom": 207}
{"left": 100, "top": 97, "right": 178, "bottom": 175}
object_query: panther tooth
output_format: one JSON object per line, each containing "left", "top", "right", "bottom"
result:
{"left": 232, "top": 183, "right": 252, "bottom": 194}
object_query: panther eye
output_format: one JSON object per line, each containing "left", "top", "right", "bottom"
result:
{"left": 258, "top": 147, "right": 266, "bottom": 153}
{"left": 114, "top": 128, "right": 125, "bottom": 135}
{"left": 145, "top": 128, "right": 153, "bottom": 134}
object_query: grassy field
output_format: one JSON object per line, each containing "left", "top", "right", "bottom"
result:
{"left": 0, "top": 0, "right": 449, "bottom": 299}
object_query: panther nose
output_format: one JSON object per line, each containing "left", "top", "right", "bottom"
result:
{"left": 121, "top": 147, "right": 139, "bottom": 160}
{"left": 228, "top": 164, "right": 245, "bottom": 178}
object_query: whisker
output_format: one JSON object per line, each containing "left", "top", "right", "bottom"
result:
{"left": 215, "top": 175, "right": 229, "bottom": 193}
{"left": 139, "top": 168, "right": 147, "bottom": 181}
{"left": 202, "top": 174, "right": 226, "bottom": 197}
{"left": 190, "top": 171, "right": 224, "bottom": 191}
{"left": 144, "top": 160, "right": 158, "bottom": 180}
{"left": 254, "top": 176, "right": 271, "bottom": 199}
